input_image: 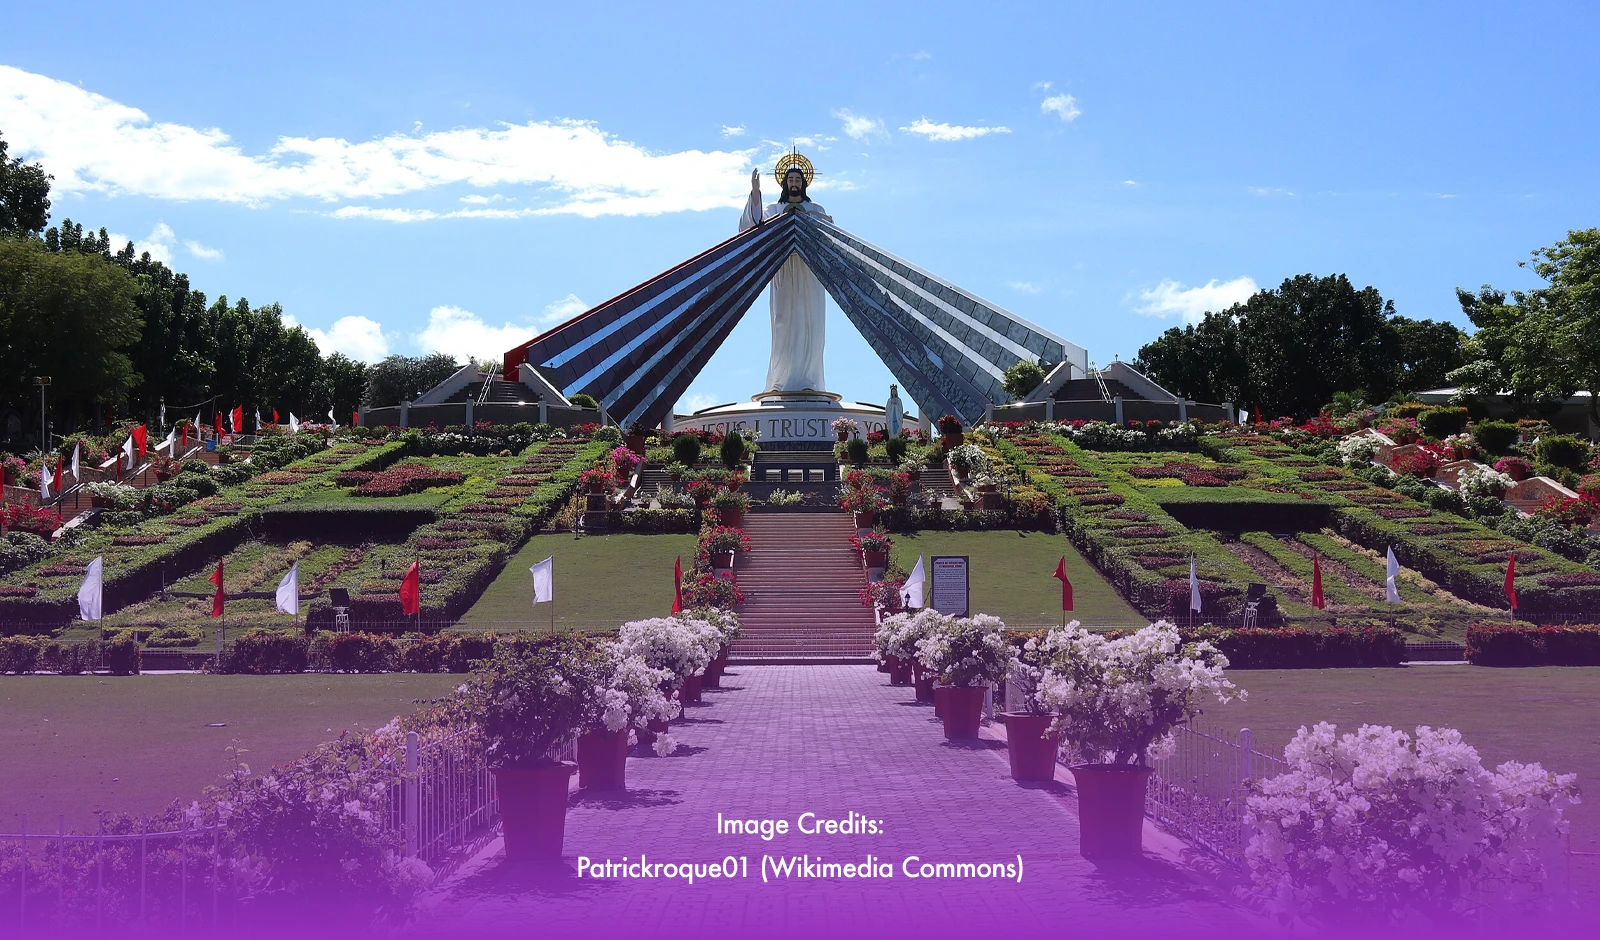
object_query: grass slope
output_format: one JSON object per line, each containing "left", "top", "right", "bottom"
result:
{"left": 889, "top": 530, "right": 1146, "bottom": 627}
{"left": 0, "top": 673, "right": 462, "bottom": 830}
{"left": 455, "top": 532, "right": 697, "bottom": 631}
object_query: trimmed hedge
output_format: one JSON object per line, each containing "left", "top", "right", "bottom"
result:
{"left": 0, "top": 635, "right": 132, "bottom": 674}
{"left": 215, "top": 629, "right": 504, "bottom": 674}
{"left": 1466, "top": 623, "right": 1600, "bottom": 666}
{"left": 1183, "top": 625, "right": 1406, "bottom": 669}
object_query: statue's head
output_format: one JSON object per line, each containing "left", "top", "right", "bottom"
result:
{"left": 782, "top": 166, "right": 809, "bottom": 203}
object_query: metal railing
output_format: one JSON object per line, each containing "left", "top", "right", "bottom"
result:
{"left": 389, "top": 729, "right": 501, "bottom": 877}
{"left": 0, "top": 817, "right": 228, "bottom": 933}
{"left": 1144, "top": 721, "right": 1287, "bottom": 867}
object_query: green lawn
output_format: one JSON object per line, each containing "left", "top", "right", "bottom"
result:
{"left": 455, "top": 532, "right": 697, "bottom": 631}
{"left": 1205, "top": 666, "right": 1600, "bottom": 901}
{"left": 888, "top": 530, "right": 1146, "bottom": 627}
{"left": 0, "top": 673, "right": 462, "bottom": 831}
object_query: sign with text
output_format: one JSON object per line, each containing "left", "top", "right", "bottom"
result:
{"left": 930, "top": 556, "right": 970, "bottom": 616}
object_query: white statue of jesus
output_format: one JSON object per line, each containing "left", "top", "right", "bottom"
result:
{"left": 739, "top": 160, "right": 830, "bottom": 394}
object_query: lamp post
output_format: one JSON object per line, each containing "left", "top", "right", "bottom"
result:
{"left": 33, "top": 376, "right": 51, "bottom": 449}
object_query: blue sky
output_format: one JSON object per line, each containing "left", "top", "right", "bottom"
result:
{"left": 3, "top": 1, "right": 1597, "bottom": 416}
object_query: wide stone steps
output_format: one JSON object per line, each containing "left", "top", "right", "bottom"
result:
{"left": 728, "top": 509, "right": 875, "bottom": 664}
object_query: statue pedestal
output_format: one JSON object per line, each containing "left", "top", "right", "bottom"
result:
{"left": 674, "top": 390, "right": 896, "bottom": 444}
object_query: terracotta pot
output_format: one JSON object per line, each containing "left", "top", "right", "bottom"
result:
{"left": 711, "top": 551, "right": 735, "bottom": 571}
{"left": 492, "top": 763, "right": 576, "bottom": 861}
{"left": 1070, "top": 764, "right": 1154, "bottom": 859}
{"left": 852, "top": 510, "right": 877, "bottom": 529}
{"left": 585, "top": 493, "right": 609, "bottom": 512}
{"left": 915, "top": 669, "right": 936, "bottom": 704}
{"left": 627, "top": 433, "right": 647, "bottom": 454}
{"left": 890, "top": 655, "right": 914, "bottom": 686}
{"left": 941, "top": 686, "right": 985, "bottom": 739}
{"left": 1003, "top": 713, "right": 1061, "bottom": 781}
{"left": 576, "top": 727, "right": 629, "bottom": 790}
{"left": 907, "top": 469, "right": 922, "bottom": 482}
{"left": 863, "top": 549, "right": 888, "bottom": 569}
{"left": 1505, "top": 465, "right": 1530, "bottom": 482}
{"left": 877, "top": 657, "right": 891, "bottom": 673}
{"left": 837, "top": 431, "right": 849, "bottom": 442}
{"left": 716, "top": 507, "right": 744, "bottom": 528}
{"left": 635, "top": 716, "right": 671, "bottom": 751}
{"left": 941, "top": 431, "right": 964, "bottom": 450}
{"left": 588, "top": 479, "right": 608, "bottom": 494}
{"left": 679, "top": 672, "right": 703, "bottom": 705}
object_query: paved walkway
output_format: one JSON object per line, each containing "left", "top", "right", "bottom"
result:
{"left": 416, "top": 666, "right": 1263, "bottom": 938}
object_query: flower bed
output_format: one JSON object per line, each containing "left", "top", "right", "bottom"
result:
{"left": 1465, "top": 622, "right": 1600, "bottom": 666}
{"left": 351, "top": 462, "right": 467, "bottom": 497}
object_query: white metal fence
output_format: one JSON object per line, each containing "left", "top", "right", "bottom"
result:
{"left": 1144, "top": 721, "right": 1288, "bottom": 866}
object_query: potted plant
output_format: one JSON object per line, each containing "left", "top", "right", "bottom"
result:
{"left": 832, "top": 417, "right": 859, "bottom": 442}
{"left": 700, "top": 525, "right": 752, "bottom": 571}
{"left": 577, "top": 645, "right": 677, "bottom": 789}
{"left": 1003, "top": 633, "right": 1067, "bottom": 782}
{"left": 875, "top": 610, "right": 942, "bottom": 688}
{"left": 916, "top": 614, "right": 1013, "bottom": 740}
{"left": 616, "top": 615, "right": 720, "bottom": 720}
{"left": 947, "top": 442, "right": 989, "bottom": 482}
{"left": 1, "top": 455, "right": 24, "bottom": 485}
{"left": 150, "top": 453, "right": 176, "bottom": 482}
{"left": 846, "top": 437, "right": 870, "bottom": 467}
{"left": 850, "top": 528, "right": 894, "bottom": 572}
{"left": 708, "top": 487, "right": 750, "bottom": 528}
{"left": 696, "top": 607, "right": 742, "bottom": 688}
{"left": 216, "top": 444, "right": 235, "bottom": 465}
{"left": 1036, "top": 622, "right": 1241, "bottom": 859}
{"left": 900, "top": 452, "right": 926, "bottom": 482}
{"left": 85, "top": 481, "right": 138, "bottom": 510}
{"left": 1495, "top": 456, "right": 1532, "bottom": 482}
{"left": 887, "top": 471, "right": 913, "bottom": 506}
{"left": 610, "top": 446, "right": 642, "bottom": 487}
{"left": 685, "top": 477, "right": 720, "bottom": 509}
{"left": 451, "top": 634, "right": 603, "bottom": 860}
{"left": 580, "top": 467, "right": 613, "bottom": 494}
{"left": 937, "top": 414, "right": 964, "bottom": 449}
{"left": 626, "top": 424, "right": 649, "bottom": 456}
{"left": 839, "top": 483, "right": 885, "bottom": 529}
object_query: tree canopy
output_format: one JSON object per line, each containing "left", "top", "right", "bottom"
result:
{"left": 1133, "top": 274, "right": 1465, "bottom": 420}
{"left": 0, "top": 137, "right": 51, "bottom": 236}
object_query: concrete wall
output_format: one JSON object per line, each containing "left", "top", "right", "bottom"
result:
{"left": 362, "top": 402, "right": 600, "bottom": 429}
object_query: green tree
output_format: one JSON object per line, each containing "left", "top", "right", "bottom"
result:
{"left": 315, "top": 353, "right": 370, "bottom": 419}
{"left": 0, "top": 135, "right": 51, "bottom": 235}
{"left": 1001, "top": 360, "right": 1046, "bottom": 400}
{"left": 364, "top": 353, "right": 461, "bottom": 406}
{"left": 0, "top": 239, "right": 142, "bottom": 434}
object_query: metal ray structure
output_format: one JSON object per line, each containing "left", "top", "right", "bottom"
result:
{"left": 502, "top": 209, "right": 1087, "bottom": 427}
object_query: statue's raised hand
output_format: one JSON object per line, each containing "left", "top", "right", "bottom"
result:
{"left": 750, "top": 168, "right": 761, "bottom": 193}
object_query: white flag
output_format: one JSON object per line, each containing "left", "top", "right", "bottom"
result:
{"left": 77, "top": 556, "right": 104, "bottom": 621}
{"left": 254, "top": 408, "right": 262, "bottom": 432}
{"left": 161, "top": 427, "right": 176, "bottom": 455}
{"left": 900, "top": 555, "right": 926, "bottom": 609}
{"left": 1189, "top": 555, "right": 1202, "bottom": 613}
{"left": 40, "top": 462, "right": 53, "bottom": 500}
{"left": 288, "top": 413, "right": 300, "bottom": 434}
{"left": 193, "top": 409, "right": 201, "bottom": 437}
{"left": 1386, "top": 547, "right": 1402, "bottom": 603}
{"left": 1238, "top": 409, "right": 1250, "bottom": 426}
{"left": 275, "top": 562, "right": 300, "bottom": 616}
{"left": 159, "top": 402, "right": 166, "bottom": 429}
{"left": 121, "top": 435, "right": 135, "bottom": 470}
{"left": 530, "top": 556, "right": 554, "bottom": 604}
{"left": 70, "top": 442, "right": 80, "bottom": 480}
{"left": 328, "top": 407, "right": 337, "bottom": 430}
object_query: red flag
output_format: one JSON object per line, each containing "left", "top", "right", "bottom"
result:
{"left": 180, "top": 421, "right": 189, "bottom": 449}
{"left": 671, "top": 556, "right": 684, "bottom": 613}
{"left": 352, "top": 410, "right": 360, "bottom": 428}
{"left": 131, "top": 424, "right": 148, "bottom": 459}
{"left": 1052, "top": 556, "right": 1073, "bottom": 611}
{"left": 399, "top": 560, "right": 421, "bottom": 616}
{"left": 231, "top": 406, "right": 243, "bottom": 435}
{"left": 272, "top": 408, "right": 280, "bottom": 424}
{"left": 1311, "top": 552, "right": 1326, "bottom": 610}
{"left": 1505, "top": 554, "right": 1518, "bottom": 611}
{"left": 209, "top": 561, "right": 225, "bottom": 618}
{"left": 214, "top": 411, "right": 224, "bottom": 438}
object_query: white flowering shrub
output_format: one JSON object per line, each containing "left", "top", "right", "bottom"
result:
{"left": 947, "top": 443, "right": 991, "bottom": 476}
{"left": 616, "top": 616, "right": 719, "bottom": 683}
{"left": 1065, "top": 423, "right": 1150, "bottom": 451}
{"left": 1337, "top": 435, "right": 1381, "bottom": 465}
{"left": 590, "top": 646, "right": 679, "bottom": 757}
{"left": 1036, "top": 621, "right": 1241, "bottom": 766}
{"left": 1245, "top": 722, "right": 1580, "bottom": 925}
{"left": 914, "top": 613, "right": 1014, "bottom": 687}
{"left": 694, "top": 606, "right": 743, "bottom": 644}
{"left": 873, "top": 609, "right": 950, "bottom": 662}
{"left": 1456, "top": 464, "right": 1514, "bottom": 500}
{"left": 1009, "top": 623, "right": 1084, "bottom": 714}
{"left": 1156, "top": 423, "right": 1198, "bottom": 446}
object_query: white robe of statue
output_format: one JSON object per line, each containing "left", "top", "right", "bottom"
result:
{"left": 740, "top": 185, "right": 830, "bottom": 394}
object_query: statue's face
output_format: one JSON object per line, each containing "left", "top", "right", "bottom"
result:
{"left": 784, "top": 170, "right": 804, "bottom": 199}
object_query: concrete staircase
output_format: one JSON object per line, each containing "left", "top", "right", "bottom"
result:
{"left": 729, "top": 510, "right": 877, "bottom": 664}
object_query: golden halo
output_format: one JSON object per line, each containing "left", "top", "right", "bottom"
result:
{"left": 773, "top": 152, "right": 814, "bottom": 188}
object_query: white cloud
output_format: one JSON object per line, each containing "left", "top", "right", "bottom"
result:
{"left": 721, "top": 125, "right": 746, "bottom": 138}
{"left": 1123, "top": 180, "right": 1138, "bottom": 186}
{"left": 1248, "top": 186, "right": 1295, "bottom": 197}
{"left": 910, "top": 51, "right": 931, "bottom": 61}
{"left": 1133, "top": 277, "right": 1258, "bottom": 324}
{"left": 0, "top": 64, "right": 754, "bottom": 219}
{"left": 1041, "top": 93, "right": 1081, "bottom": 122}
{"left": 106, "top": 221, "right": 175, "bottom": 265}
{"left": 184, "top": 239, "right": 224, "bottom": 261}
{"left": 901, "top": 118, "right": 1012, "bottom": 142}
{"left": 284, "top": 314, "right": 391, "bottom": 362}
{"left": 1007, "top": 280, "right": 1043, "bottom": 294}
{"left": 538, "top": 293, "right": 588, "bottom": 325}
{"left": 833, "top": 109, "right": 887, "bottom": 142}
{"left": 681, "top": 392, "right": 721, "bottom": 413}
{"left": 415, "top": 305, "right": 535, "bottom": 362}
{"left": 1034, "top": 81, "right": 1054, "bottom": 91}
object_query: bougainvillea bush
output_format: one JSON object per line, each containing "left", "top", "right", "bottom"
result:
{"left": 914, "top": 612, "right": 1013, "bottom": 687}
{"left": 1245, "top": 722, "right": 1579, "bottom": 926}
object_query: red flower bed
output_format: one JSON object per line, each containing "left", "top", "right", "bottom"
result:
{"left": 335, "top": 471, "right": 378, "bottom": 486}
{"left": 1103, "top": 509, "right": 1150, "bottom": 521}
{"left": 1115, "top": 525, "right": 1171, "bottom": 539}
{"left": 1542, "top": 571, "right": 1600, "bottom": 588}
{"left": 0, "top": 585, "right": 38, "bottom": 597}
{"left": 1374, "top": 507, "right": 1431, "bottom": 520}
{"left": 3, "top": 505, "right": 64, "bottom": 537}
{"left": 1077, "top": 493, "right": 1124, "bottom": 506}
{"left": 1183, "top": 471, "right": 1229, "bottom": 487}
{"left": 39, "top": 564, "right": 86, "bottom": 576}
{"left": 1299, "top": 469, "right": 1343, "bottom": 482}
{"left": 1535, "top": 496, "right": 1597, "bottom": 527}
{"left": 353, "top": 463, "right": 466, "bottom": 497}
{"left": 1134, "top": 554, "right": 1184, "bottom": 570}
{"left": 413, "top": 537, "right": 471, "bottom": 550}
{"left": 1405, "top": 523, "right": 1460, "bottom": 535}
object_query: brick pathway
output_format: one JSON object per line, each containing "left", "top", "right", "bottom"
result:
{"left": 417, "top": 666, "right": 1262, "bottom": 938}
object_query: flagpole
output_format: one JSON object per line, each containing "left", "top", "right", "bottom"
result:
{"left": 550, "top": 558, "right": 557, "bottom": 633}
